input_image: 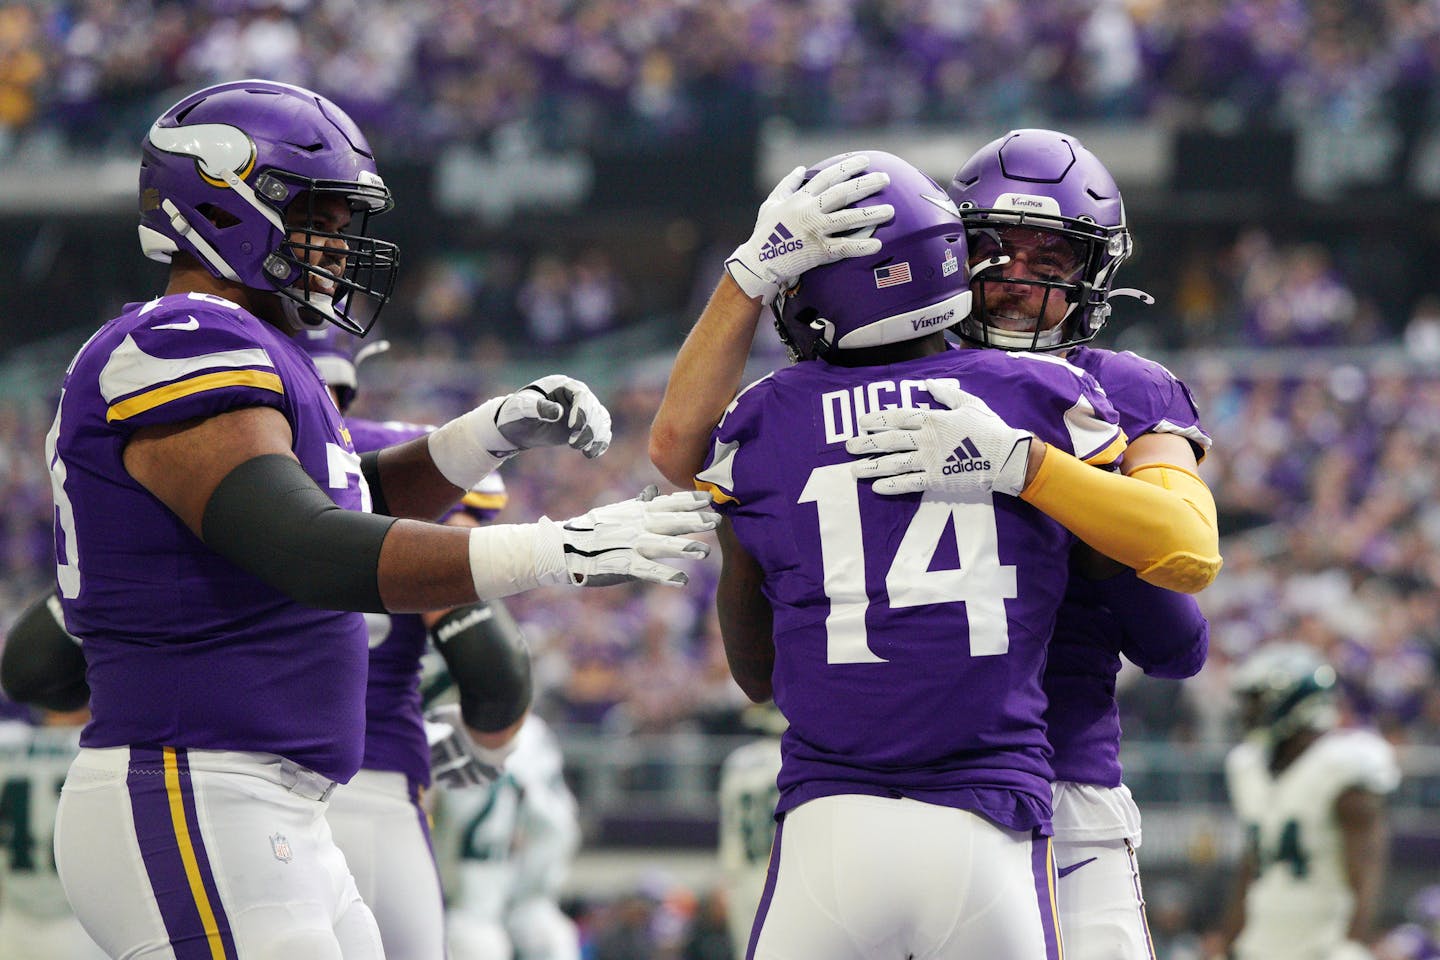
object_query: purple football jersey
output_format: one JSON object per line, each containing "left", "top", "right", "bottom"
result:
{"left": 347, "top": 416, "right": 433, "bottom": 786}
{"left": 1044, "top": 346, "right": 1212, "bottom": 786}
{"left": 345, "top": 416, "right": 510, "bottom": 786}
{"left": 48, "top": 294, "right": 371, "bottom": 783}
{"left": 700, "top": 349, "right": 1124, "bottom": 833}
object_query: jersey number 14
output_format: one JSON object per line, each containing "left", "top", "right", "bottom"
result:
{"left": 800, "top": 463, "right": 1018, "bottom": 664}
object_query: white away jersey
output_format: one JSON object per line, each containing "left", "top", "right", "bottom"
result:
{"left": 1225, "top": 728, "right": 1400, "bottom": 960}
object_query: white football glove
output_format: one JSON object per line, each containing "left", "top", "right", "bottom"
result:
{"left": 846, "top": 378, "right": 1034, "bottom": 500}
{"left": 725, "top": 155, "right": 895, "bottom": 305}
{"left": 546, "top": 486, "right": 718, "bottom": 587}
{"left": 424, "top": 703, "right": 516, "bottom": 789}
{"left": 429, "top": 375, "right": 612, "bottom": 490}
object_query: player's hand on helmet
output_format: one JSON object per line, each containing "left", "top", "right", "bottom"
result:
{"left": 846, "top": 378, "right": 1034, "bottom": 500}
{"left": 726, "top": 155, "right": 895, "bottom": 305}
{"left": 424, "top": 703, "right": 513, "bottom": 789}
{"left": 546, "top": 485, "right": 718, "bottom": 588}
{"left": 489, "top": 375, "right": 611, "bottom": 459}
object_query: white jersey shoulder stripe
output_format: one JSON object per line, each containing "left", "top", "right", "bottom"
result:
{"left": 98, "top": 332, "right": 275, "bottom": 404}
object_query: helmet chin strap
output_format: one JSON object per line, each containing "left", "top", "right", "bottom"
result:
{"left": 279, "top": 290, "right": 337, "bottom": 331}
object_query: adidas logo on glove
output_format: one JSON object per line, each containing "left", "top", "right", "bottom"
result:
{"left": 942, "top": 438, "right": 991, "bottom": 474}
{"left": 758, "top": 223, "right": 804, "bottom": 261}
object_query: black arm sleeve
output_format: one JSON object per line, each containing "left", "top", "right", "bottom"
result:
{"left": 359, "top": 450, "right": 390, "bottom": 517}
{"left": 430, "top": 598, "right": 533, "bottom": 732}
{"left": 201, "top": 454, "right": 398, "bottom": 613}
{"left": 1, "top": 591, "right": 90, "bottom": 712}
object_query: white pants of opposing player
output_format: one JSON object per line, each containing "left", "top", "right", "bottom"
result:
{"left": 327, "top": 768, "right": 446, "bottom": 960}
{"left": 748, "top": 794, "right": 1063, "bottom": 960}
{"left": 447, "top": 895, "right": 579, "bottom": 960}
{"left": 54, "top": 746, "right": 384, "bottom": 960}
{"left": 1051, "top": 781, "right": 1155, "bottom": 960}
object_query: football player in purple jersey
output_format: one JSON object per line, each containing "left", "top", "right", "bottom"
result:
{"left": 696, "top": 150, "right": 1138, "bottom": 959}
{"left": 651, "top": 132, "right": 1221, "bottom": 960}
{"left": 8, "top": 329, "right": 533, "bottom": 960}
{"left": 849, "top": 129, "right": 1219, "bottom": 960}
{"left": 296, "top": 325, "right": 533, "bottom": 960}
{"left": 42, "top": 79, "right": 716, "bottom": 960}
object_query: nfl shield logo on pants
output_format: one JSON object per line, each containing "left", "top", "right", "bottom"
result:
{"left": 270, "top": 833, "right": 294, "bottom": 863}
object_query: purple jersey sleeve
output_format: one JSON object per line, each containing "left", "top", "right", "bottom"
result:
{"left": 50, "top": 295, "right": 371, "bottom": 783}
{"left": 1044, "top": 346, "right": 1213, "bottom": 788}
{"left": 699, "top": 348, "right": 1124, "bottom": 833}
{"left": 1067, "top": 346, "right": 1210, "bottom": 461}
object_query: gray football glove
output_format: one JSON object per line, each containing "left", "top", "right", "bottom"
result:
{"left": 492, "top": 374, "right": 611, "bottom": 459}
{"left": 847, "top": 378, "right": 1034, "bottom": 500}
{"left": 429, "top": 374, "right": 612, "bottom": 490}
{"left": 424, "top": 702, "right": 515, "bottom": 789}
{"left": 725, "top": 155, "right": 895, "bottom": 305}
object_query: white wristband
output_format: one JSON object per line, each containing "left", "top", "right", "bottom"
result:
{"left": 466, "top": 519, "right": 569, "bottom": 599}
{"left": 724, "top": 255, "right": 776, "bottom": 304}
{"left": 427, "top": 397, "right": 514, "bottom": 491}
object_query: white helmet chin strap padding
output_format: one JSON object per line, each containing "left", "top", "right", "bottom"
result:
{"left": 280, "top": 291, "right": 338, "bottom": 331}
{"left": 982, "top": 317, "right": 1067, "bottom": 350}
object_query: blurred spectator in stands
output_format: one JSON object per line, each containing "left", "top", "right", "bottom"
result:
{"left": 1404, "top": 295, "right": 1440, "bottom": 363}
{"left": 0, "top": 4, "right": 43, "bottom": 157}
{"left": 680, "top": 891, "right": 733, "bottom": 960}
{"left": 569, "top": 248, "right": 626, "bottom": 341}
{"left": 590, "top": 891, "right": 662, "bottom": 960}
{"left": 1246, "top": 244, "right": 1357, "bottom": 346}
{"left": 519, "top": 254, "right": 574, "bottom": 347}
{"left": 1147, "top": 880, "right": 1205, "bottom": 960}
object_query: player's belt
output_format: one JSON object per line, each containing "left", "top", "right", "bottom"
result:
{"left": 279, "top": 757, "right": 338, "bottom": 801}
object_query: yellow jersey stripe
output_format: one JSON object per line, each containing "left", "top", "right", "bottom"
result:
{"left": 695, "top": 480, "right": 737, "bottom": 506}
{"left": 107, "top": 370, "right": 284, "bottom": 422}
{"left": 1082, "top": 431, "right": 1128, "bottom": 468}
{"left": 162, "top": 747, "right": 229, "bottom": 960}
{"left": 1048, "top": 838, "right": 1064, "bottom": 960}
{"left": 461, "top": 491, "right": 508, "bottom": 511}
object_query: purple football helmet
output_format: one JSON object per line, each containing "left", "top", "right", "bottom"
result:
{"left": 139, "top": 79, "right": 399, "bottom": 336}
{"left": 773, "top": 151, "right": 970, "bottom": 362}
{"left": 948, "top": 128, "right": 1150, "bottom": 351}
{"left": 294, "top": 325, "right": 391, "bottom": 412}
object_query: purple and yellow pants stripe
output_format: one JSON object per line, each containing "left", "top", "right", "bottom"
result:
{"left": 1033, "top": 830, "right": 1065, "bottom": 960}
{"left": 127, "top": 746, "right": 239, "bottom": 960}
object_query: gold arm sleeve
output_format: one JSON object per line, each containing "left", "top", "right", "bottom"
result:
{"left": 1019, "top": 445, "right": 1222, "bottom": 593}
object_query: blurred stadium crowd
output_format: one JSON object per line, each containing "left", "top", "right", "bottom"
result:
{"left": 4, "top": 0, "right": 1440, "bottom": 157}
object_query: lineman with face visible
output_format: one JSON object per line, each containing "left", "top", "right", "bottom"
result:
{"left": 42, "top": 78, "right": 715, "bottom": 960}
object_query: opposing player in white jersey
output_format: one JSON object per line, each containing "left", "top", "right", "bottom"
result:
{"left": 716, "top": 710, "right": 783, "bottom": 960}
{"left": 1208, "top": 644, "right": 1400, "bottom": 960}
{"left": 0, "top": 595, "right": 105, "bottom": 960}
{"left": 0, "top": 711, "right": 106, "bottom": 960}
{"left": 439, "top": 714, "right": 581, "bottom": 960}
